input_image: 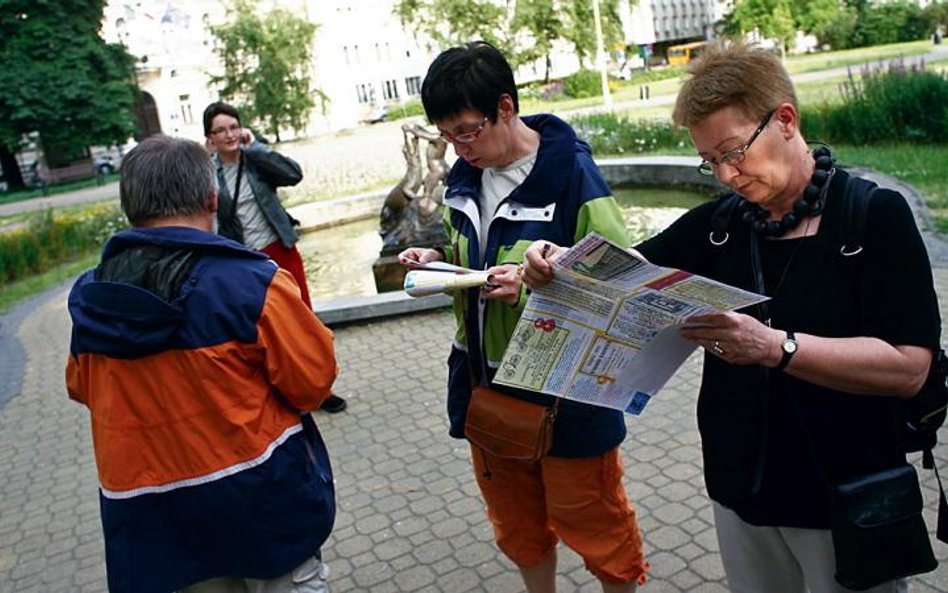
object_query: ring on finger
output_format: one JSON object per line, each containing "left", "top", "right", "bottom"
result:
{"left": 712, "top": 340, "right": 725, "bottom": 356}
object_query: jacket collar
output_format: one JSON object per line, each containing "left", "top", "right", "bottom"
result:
{"left": 101, "top": 226, "right": 267, "bottom": 261}
{"left": 446, "top": 113, "right": 584, "bottom": 206}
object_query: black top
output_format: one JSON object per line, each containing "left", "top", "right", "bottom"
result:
{"left": 637, "top": 169, "right": 941, "bottom": 527}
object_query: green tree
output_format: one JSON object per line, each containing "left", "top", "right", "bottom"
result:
{"left": 209, "top": 0, "right": 322, "bottom": 142}
{"left": 396, "top": 0, "right": 624, "bottom": 75}
{"left": 511, "top": 0, "right": 565, "bottom": 81}
{"left": 922, "top": 1, "right": 948, "bottom": 36}
{"left": 560, "top": 0, "right": 624, "bottom": 68}
{"left": 794, "top": 0, "right": 842, "bottom": 42}
{"left": 728, "top": 0, "right": 793, "bottom": 52}
{"left": 0, "top": 0, "right": 137, "bottom": 190}
{"left": 770, "top": 0, "right": 796, "bottom": 57}
{"left": 726, "top": 0, "right": 847, "bottom": 52}
{"left": 851, "top": 2, "right": 926, "bottom": 47}
{"left": 394, "top": 0, "right": 512, "bottom": 55}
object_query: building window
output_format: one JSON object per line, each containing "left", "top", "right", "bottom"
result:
{"left": 179, "top": 94, "right": 193, "bottom": 124}
{"left": 356, "top": 83, "right": 372, "bottom": 104}
{"left": 405, "top": 76, "right": 421, "bottom": 96}
{"left": 382, "top": 79, "right": 399, "bottom": 100}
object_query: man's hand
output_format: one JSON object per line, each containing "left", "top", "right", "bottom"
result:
{"left": 398, "top": 247, "right": 443, "bottom": 269}
{"left": 522, "top": 240, "right": 566, "bottom": 289}
{"left": 240, "top": 128, "right": 255, "bottom": 146}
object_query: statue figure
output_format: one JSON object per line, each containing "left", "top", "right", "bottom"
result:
{"left": 377, "top": 123, "right": 449, "bottom": 255}
{"left": 380, "top": 125, "right": 423, "bottom": 234}
{"left": 405, "top": 124, "right": 448, "bottom": 217}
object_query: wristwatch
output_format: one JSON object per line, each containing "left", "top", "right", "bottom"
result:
{"left": 777, "top": 330, "right": 797, "bottom": 371}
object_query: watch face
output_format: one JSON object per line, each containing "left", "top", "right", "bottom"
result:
{"left": 783, "top": 339, "right": 798, "bottom": 354}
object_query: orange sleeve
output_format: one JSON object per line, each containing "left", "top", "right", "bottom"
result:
{"left": 256, "top": 269, "right": 338, "bottom": 411}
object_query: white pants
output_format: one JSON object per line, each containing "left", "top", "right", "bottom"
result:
{"left": 713, "top": 502, "right": 908, "bottom": 593}
{"left": 179, "top": 555, "right": 330, "bottom": 593}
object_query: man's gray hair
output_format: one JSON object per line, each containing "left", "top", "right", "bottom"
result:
{"left": 120, "top": 135, "right": 218, "bottom": 226}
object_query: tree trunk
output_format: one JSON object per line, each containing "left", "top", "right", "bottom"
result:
{"left": 544, "top": 54, "right": 551, "bottom": 83}
{"left": 0, "top": 145, "right": 25, "bottom": 191}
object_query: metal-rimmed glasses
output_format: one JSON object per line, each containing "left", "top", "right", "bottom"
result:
{"left": 439, "top": 117, "right": 489, "bottom": 144}
{"left": 210, "top": 124, "right": 241, "bottom": 137}
{"left": 697, "top": 110, "right": 775, "bottom": 176}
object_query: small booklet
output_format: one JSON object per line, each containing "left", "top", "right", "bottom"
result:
{"left": 403, "top": 260, "right": 492, "bottom": 297}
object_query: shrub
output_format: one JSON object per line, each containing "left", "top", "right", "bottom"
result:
{"left": 390, "top": 99, "right": 426, "bottom": 120}
{"left": 625, "top": 66, "right": 685, "bottom": 85}
{"left": 568, "top": 113, "right": 692, "bottom": 155}
{"left": 802, "top": 60, "right": 948, "bottom": 144}
{"left": 562, "top": 69, "right": 604, "bottom": 99}
{"left": 0, "top": 204, "right": 126, "bottom": 286}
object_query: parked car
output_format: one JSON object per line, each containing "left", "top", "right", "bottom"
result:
{"left": 362, "top": 104, "right": 389, "bottom": 124}
{"left": 90, "top": 144, "right": 129, "bottom": 176}
{"left": 93, "top": 154, "right": 120, "bottom": 175}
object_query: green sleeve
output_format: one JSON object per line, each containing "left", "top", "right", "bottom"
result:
{"left": 575, "top": 195, "right": 630, "bottom": 248}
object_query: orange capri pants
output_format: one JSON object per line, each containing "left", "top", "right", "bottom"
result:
{"left": 470, "top": 445, "right": 649, "bottom": 585}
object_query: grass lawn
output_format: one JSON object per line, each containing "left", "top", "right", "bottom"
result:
{"left": 835, "top": 144, "right": 948, "bottom": 232}
{"left": 782, "top": 40, "right": 931, "bottom": 75}
{"left": 0, "top": 174, "right": 120, "bottom": 206}
{"left": 521, "top": 40, "right": 936, "bottom": 116}
{"left": 0, "top": 253, "right": 99, "bottom": 314}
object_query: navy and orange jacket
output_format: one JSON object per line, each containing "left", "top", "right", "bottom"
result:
{"left": 65, "top": 226, "right": 338, "bottom": 593}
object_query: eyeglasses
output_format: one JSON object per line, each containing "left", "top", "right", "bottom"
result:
{"left": 210, "top": 124, "right": 241, "bottom": 137}
{"left": 697, "top": 110, "right": 775, "bottom": 176}
{"left": 438, "top": 117, "right": 489, "bottom": 144}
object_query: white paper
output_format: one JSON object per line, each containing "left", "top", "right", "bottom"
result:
{"left": 404, "top": 269, "right": 492, "bottom": 297}
{"left": 403, "top": 259, "right": 469, "bottom": 274}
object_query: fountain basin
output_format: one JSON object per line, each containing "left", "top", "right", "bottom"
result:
{"left": 295, "top": 156, "right": 720, "bottom": 326}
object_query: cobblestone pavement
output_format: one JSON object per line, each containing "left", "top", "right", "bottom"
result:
{"left": 3, "top": 264, "right": 948, "bottom": 592}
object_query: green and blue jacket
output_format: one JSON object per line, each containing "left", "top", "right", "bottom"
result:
{"left": 442, "top": 113, "right": 631, "bottom": 457}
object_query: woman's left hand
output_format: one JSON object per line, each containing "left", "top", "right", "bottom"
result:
{"left": 680, "top": 311, "right": 780, "bottom": 366}
{"left": 482, "top": 263, "right": 523, "bottom": 306}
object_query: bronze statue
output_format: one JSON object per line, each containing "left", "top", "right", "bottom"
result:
{"left": 374, "top": 123, "right": 450, "bottom": 291}
{"left": 380, "top": 125, "right": 423, "bottom": 234}
{"left": 405, "top": 124, "right": 448, "bottom": 216}
{"left": 378, "top": 123, "right": 448, "bottom": 254}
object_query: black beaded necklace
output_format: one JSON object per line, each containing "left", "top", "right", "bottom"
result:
{"left": 739, "top": 145, "right": 836, "bottom": 238}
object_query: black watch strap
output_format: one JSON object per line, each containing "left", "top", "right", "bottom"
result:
{"left": 777, "top": 330, "right": 797, "bottom": 371}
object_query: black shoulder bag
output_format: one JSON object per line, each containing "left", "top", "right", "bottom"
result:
{"left": 773, "top": 180, "right": 937, "bottom": 590}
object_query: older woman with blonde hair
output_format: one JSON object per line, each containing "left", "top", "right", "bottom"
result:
{"left": 524, "top": 39, "right": 940, "bottom": 593}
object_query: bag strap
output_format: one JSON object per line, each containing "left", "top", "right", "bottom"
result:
{"left": 709, "top": 193, "right": 743, "bottom": 247}
{"left": 745, "top": 231, "right": 772, "bottom": 494}
{"left": 932, "top": 463, "right": 948, "bottom": 543}
{"left": 839, "top": 174, "right": 876, "bottom": 257}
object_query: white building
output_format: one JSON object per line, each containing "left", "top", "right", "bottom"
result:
{"left": 313, "top": 2, "right": 432, "bottom": 133}
{"left": 101, "top": 0, "right": 436, "bottom": 140}
{"left": 100, "top": 0, "right": 724, "bottom": 140}
{"left": 621, "top": 0, "right": 725, "bottom": 59}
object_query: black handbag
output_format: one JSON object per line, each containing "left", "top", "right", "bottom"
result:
{"left": 831, "top": 464, "right": 937, "bottom": 590}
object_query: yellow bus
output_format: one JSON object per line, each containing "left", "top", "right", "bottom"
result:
{"left": 667, "top": 41, "right": 707, "bottom": 66}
